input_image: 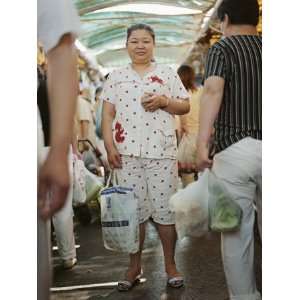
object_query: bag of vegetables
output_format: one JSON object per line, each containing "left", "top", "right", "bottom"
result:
{"left": 208, "top": 171, "right": 242, "bottom": 232}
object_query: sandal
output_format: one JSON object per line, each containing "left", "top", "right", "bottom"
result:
{"left": 117, "top": 270, "right": 143, "bottom": 291}
{"left": 167, "top": 276, "right": 184, "bottom": 288}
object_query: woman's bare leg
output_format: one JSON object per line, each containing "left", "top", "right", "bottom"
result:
{"left": 125, "top": 221, "right": 146, "bottom": 281}
{"left": 156, "top": 223, "right": 180, "bottom": 277}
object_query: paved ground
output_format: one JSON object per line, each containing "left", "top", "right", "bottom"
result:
{"left": 51, "top": 216, "right": 261, "bottom": 300}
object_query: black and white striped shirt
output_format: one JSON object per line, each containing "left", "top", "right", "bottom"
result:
{"left": 204, "top": 35, "right": 262, "bottom": 153}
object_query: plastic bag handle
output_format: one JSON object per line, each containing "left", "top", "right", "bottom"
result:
{"left": 105, "top": 170, "right": 119, "bottom": 188}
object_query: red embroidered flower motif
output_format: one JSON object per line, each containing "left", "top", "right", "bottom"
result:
{"left": 149, "top": 75, "right": 164, "bottom": 85}
{"left": 115, "top": 122, "right": 125, "bottom": 143}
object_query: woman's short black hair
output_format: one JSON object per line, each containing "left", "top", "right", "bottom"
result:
{"left": 126, "top": 23, "right": 155, "bottom": 43}
{"left": 217, "top": 0, "right": 259, "bottom": 26}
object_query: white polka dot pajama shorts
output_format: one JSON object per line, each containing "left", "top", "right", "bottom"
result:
{"left": 115, "top": 155, "right": 178, "bottom": 225}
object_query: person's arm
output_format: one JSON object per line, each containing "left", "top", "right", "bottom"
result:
{"left": 71, "top": 120, "right": 82, "bottom": 158}
{"left": 47, "top": 34, "right": 77, "bottom": 153}
{"left": 79, "top": 120, "right": 89, "bottom": 138}
{"left": 142, "top": 68, "right": 190, "bottom": 115}
{"left": 195, "top": 76, "right": 224, "bottom": 171}
{"left": 142, "top": 94, "right": 190, "bottom": 115}
{"left": 38, "top": 33, "right": 77, "bottom": 219}
{"left": 101, "top": 101, "right": 122, "bottom": 169}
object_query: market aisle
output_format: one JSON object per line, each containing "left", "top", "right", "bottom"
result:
{"left": 51, "top": 219, "right": 261, "bottom": 300}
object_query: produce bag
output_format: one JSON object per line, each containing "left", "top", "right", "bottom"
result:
{"left": 169, "top": 170, "right": 210, "bottom": 240}
{"left": 169, "top": 169, "right": 243, "bottom": 239}
{"left": 177, "top": 133, "right": 198, "bottom": 165}
{"left": 85, "top": 168, "right": 104, "bottom": 203}
{"left": 208, "top": 171, "right": 243, "bottom": 232}
{"left": 99, "top": 172, "right": 139, "bottom": 253}
{"left": 72, "top": 155, "right": 87, "bottom": 207}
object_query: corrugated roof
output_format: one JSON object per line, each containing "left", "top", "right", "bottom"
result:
{"left": 74, "top": 1, "right": 218, "bottom": 68}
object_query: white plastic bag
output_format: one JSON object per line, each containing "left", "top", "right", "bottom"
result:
{"left": 85, "top": 168, "right": 104, "bottom": 203}
{"left": 169, "top": 169, "right": 243, "bottom": 240}
{"left": 72, "top": 155, "right": 87, "bottom": 207}
{"left": 169, "top": 170, "right": 210, "bottom": 240}
{"left": 177, "top": 133, "right": 198, "bottom": 165}
{"left": 100, "top": 172, "right": 139, "bottom": 254}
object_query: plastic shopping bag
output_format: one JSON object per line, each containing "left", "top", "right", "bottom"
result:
{"left": 85, "top": 168, "right": 104, "bottom": 203}
{"left": 72, "top": 155, "right": 87, "bottom": 207}
{"left": 100, "top": 172, "right": 139, "bottom": 253}
{"left": 208, "top": 171, "right": 243, "bottom": 232}
{"left": 169, "top": 170, "right": 210, "bottom": 240}
{"left": 177, "top": 133, "right": 198, "bottom": 165}
{"left": 169, "top": 169, "right": 243, "bottom": 239}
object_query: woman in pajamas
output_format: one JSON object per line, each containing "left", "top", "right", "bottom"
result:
{"left": 101, "top": 24, "right": 190, "bottom": 291}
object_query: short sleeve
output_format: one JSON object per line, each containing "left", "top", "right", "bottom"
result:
{"left": 100, "top": 73, "right": 117, "bottom": 105}
{"left": 37, "top": 0, "right": 81, "bottom": 53}
{"left": 77, "top": 97, "right": 90, "bottom": 121}
{"left": 204, "top": 46, "right": 227, "bottom": 80}
{"left": 169, "top": 69, "right": 190, "bottom": 100}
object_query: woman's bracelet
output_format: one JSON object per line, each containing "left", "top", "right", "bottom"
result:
{"left": 160, "top": 96, "right": 170, "bottom": 108}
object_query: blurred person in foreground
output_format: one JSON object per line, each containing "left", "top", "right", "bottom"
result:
{"left": 37, "top": 0, "right": 80, "bottom": 299}
{"left": 101, "top": 23, "right": 190, "bottom": 291}
{"left": 177, "top": 65, "right": 202, "bottom": 187}
{"left": 192, "top": 1, "right": 262, "bottom": 299}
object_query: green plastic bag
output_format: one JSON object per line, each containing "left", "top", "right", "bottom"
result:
{"left": 208, "top": 171, "right": 242, "bottom": 232}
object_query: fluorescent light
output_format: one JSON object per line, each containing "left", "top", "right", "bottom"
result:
{"left": 93, "top": 4, "right": 202, "bottom": 15}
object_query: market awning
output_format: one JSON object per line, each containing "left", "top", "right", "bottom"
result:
{"left": 74, "top": 1, "right": 215, "bottom": 15}
{"left": 73, "top": 1, "right": 219, "bottom": 69}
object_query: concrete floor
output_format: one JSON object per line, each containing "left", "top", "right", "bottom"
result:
{"left": 51, "top": 218, "right": 261, "bottom": 300}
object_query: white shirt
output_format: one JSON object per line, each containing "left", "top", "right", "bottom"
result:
{"left": 101, "top": 64, "right": 190, "bottom": 159}
{"left": 37, "top": 0, "right": 80, "bottom": 53}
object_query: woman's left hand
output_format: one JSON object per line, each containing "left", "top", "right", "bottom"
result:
{"left": 142, "top": 94, "right": 168, "bottom": 112}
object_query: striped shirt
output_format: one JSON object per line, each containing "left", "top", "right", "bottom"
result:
{"left": 204, "top": 35, "right": 262, "bottom": 153}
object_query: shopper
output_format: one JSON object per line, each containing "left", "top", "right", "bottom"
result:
{"left": 38, "top": 63, "right": 77, "bottom": 271}
{"left": 177, "top": 65, "right": 202, "bottom": 187}
{"left": 37, "top": 0, "right": 80, "bottom": 299}
{"left": 94, "top": 86, "right": 110, "bottom": 171}
{"left": 101, "top": 23, "right": 190, "bottom": 291}
{"left": 75, "top": 87, "right": 102, "bottom": 169}
{"left": 195, "top": 1, "right": 262, "bottom": 299}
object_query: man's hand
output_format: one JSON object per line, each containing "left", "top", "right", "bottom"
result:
{"left": 179, "top": 162, "right": 197, "bottom": 173}
{"left": 195, "top": 142, "right": 213, "bottom": 172}
{"left": 38, "top": 150, "right": 70, "bottom": 220}
{"left": 107, "top": 145, "right": 122, "bottom": 169}
{"left": 142, "top": 93, "right": 167, "bottom": 112}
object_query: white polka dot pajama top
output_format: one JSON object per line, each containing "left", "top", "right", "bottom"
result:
{"left": 101, "top": 64, "right": 190, "bottom": 224}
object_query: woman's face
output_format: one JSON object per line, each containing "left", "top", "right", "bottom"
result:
{"left": 126, "top": 29, "right": 154, "bottom": 64}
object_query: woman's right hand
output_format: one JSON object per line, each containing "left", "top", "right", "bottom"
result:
{"left": 107, "top": 146, "right": 122, "bottom": 169}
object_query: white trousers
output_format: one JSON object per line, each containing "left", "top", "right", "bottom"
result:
{"left": 212, "top": 137, "right": 262, "bottom": 300}
{"left": 52, "top": 164, "right": 76, "bottom": 261}
{"left": 41, "top": 147, "right": 76, "bottom": 261}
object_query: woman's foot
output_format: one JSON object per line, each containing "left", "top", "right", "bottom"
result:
{"left": 117, "top": 267, "right": 142, "bottom": 291}
{"left": 166, "top": 265, "right": 184, "bottom": 288}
